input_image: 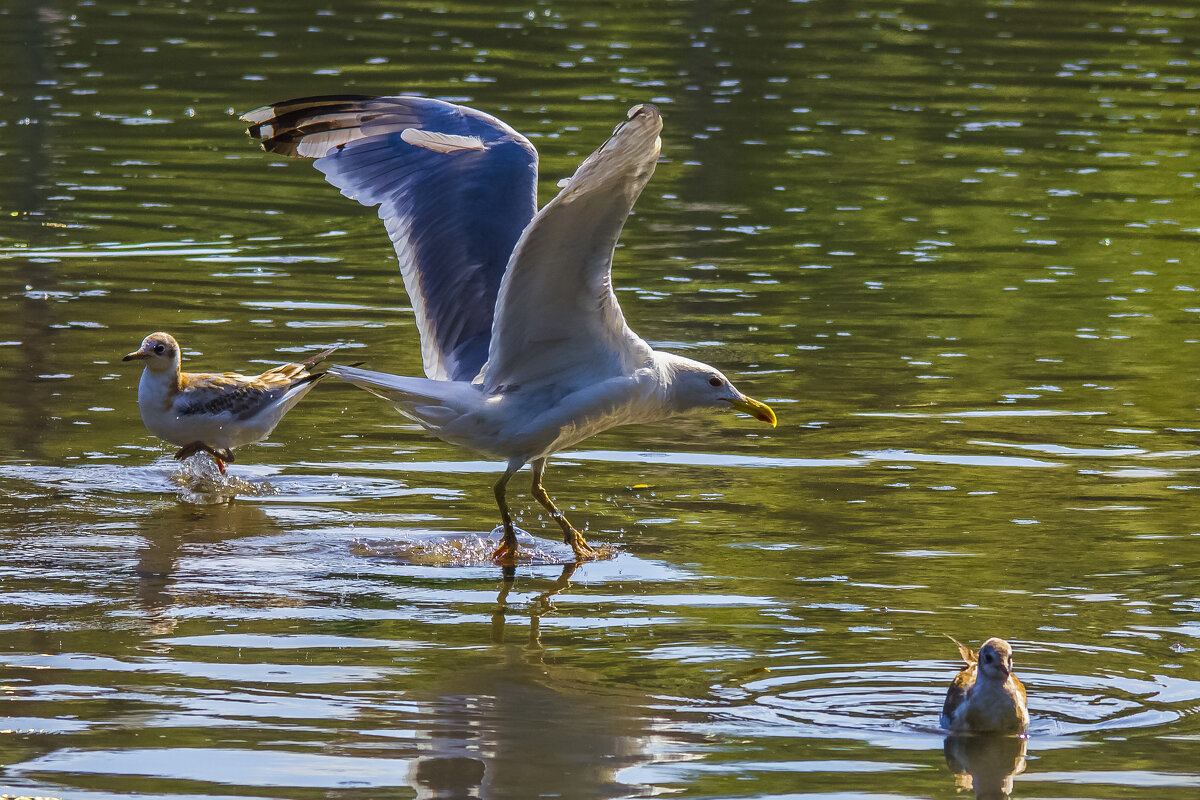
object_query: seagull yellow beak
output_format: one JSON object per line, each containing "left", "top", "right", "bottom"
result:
{"left": 727, "top": 395, "right": 777, "bottom": 427}
{"left": 122, "top": 346, "right": 149, "bottom": 361}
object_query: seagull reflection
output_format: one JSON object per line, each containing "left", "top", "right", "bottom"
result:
{"left": 400, "top": 564, "right": 654, "bottom": 799}
{"left": 492, "top": 562, "right": 577, "bottom": 647}
{"left": 135, "top": 500, "right": 281, "bottom": 636}
{"left": 943, "top": 734, "right": 1028, "bottom": 800}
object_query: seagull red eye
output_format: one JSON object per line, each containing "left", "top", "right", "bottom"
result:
{"left": 708, "top": 377, "right": 722, "bottom": 387}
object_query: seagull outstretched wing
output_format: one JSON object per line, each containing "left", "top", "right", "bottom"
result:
{"left": 243, "top": 95, "right": 538, "bottom": 382}
{"left": 483, "top": 104, "right": 662, "bottom": 393}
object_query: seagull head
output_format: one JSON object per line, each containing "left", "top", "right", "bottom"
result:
{"left": 661, "top": 354, "right": 777, "bottom": 427}
{"left": 977, "top": 638, "right": 1015, "bottom": 681}
{"left": 123, "top": 332, "right": 181, "bottom": 374}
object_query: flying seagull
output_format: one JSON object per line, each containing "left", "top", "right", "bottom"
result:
{"left": 243, "top": 96, "right": 777, "bottom": 562}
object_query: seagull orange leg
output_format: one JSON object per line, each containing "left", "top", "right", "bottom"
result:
{"left": 531, "top": 458, "right": 599, "bottom": 561}
{"left": 491, "top": 463, "right": 522, "bottom": 565}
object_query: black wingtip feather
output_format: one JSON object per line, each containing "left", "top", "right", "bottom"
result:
{"left": 244, "top": 95, "right": 382, "bottom": 156}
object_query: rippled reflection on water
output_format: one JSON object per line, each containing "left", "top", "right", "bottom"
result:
{"left": 2, "top": 451, "right": 1198, "bottom": 797}
{"left": 4, "top": 0, "right": 1200, "bottom": 797}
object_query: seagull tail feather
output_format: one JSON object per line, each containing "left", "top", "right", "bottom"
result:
{"left": 327, "top": 365, "right": 479, "bottom": 430}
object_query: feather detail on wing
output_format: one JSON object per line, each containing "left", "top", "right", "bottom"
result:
{"left": 947, "top": 635, "right": 977, "bottom": 666}
{"left": 941, "top": 662, "right": 976, "bottom": 725}
{"left": 1009, "top": 674, "right": 1027, "bottom": 707}
{"left": 244, "top": 94, "right": 395, "bottom": 157}
{"left": 176, "top": 378, "right": 289, "bottom": 420}
{"left": 326, "top": 364, "right": 482, "bottom": 430}
{"left": 401, "top": 128, "right": 485, "bottom": 153}
{"left": 483, "top": 104, "right": 663, "bottom": 394}
{"left": 176, "top": 346, "right": 337, "bottom": 420}
{"left": 244, "top": 96, "right": 539, "bottom": 383}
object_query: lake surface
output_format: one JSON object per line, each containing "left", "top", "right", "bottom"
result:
{"left": 2, "top": 1, "right": 1199, "bottom": 798}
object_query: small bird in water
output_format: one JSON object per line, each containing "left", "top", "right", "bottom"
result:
{"left": 940, "top": 636, "right": 1029, "bottom": 733}
{"left": 123, "top": 332, "right": 336, "bottom": 474}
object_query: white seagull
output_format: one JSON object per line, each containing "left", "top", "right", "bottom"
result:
{"left": 124, "top": 332, "right": 336, "bottom": 473}
{"left": 243, "top": 96, "right": 777, "bottom": 563}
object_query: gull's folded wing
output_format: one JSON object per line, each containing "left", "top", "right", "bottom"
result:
{"left": 483, "top": 104, "right": 663, "bottom": 393}
{"left": 244, "top": 95, "right": 538, "bottom": 382}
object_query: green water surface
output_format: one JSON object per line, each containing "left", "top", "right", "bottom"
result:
{"left": 1, "top": 1, "right": 1198, "bottom": 798}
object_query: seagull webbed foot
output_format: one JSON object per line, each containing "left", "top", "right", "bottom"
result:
{"left": 491, "top": 542, "right": 515, "bottom": 565}
{"left": 491, "top": 526, "right": 520, "bottom": 566}
{"left": 564, "top": 526, "right": 600, "bottom": 562}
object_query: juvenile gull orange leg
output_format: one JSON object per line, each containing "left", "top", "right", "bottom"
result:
{"left": 531, "top": 458, "right": 599, "bottom": 561}
{"left": 174, "top": 442, "right": 206, "bottom": 462}
{"left": 173, "top": 442, "right": 232, "bottom": 474}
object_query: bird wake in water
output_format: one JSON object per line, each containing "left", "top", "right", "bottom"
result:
{"left": 350, "top": 527, "right": 617, "bottom": 567}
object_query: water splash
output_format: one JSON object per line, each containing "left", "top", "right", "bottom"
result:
{"left": 350, "top": 526, "right": 617, "bottom": 567}
{"left": 170, "top": 455, "right": 280, "bottom": 503}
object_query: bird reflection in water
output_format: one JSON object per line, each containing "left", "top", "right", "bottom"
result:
{"left": 943, "top": 734, "right": 1028, "bottom": 800}
{"left": 400, "top": 563, "right": 656, "bottom": 799}
{"left": 134, "top": 499, "right": 281, "bottom": 637}
{"left": 492, "top": 562, "right": 577, "bottom": 647}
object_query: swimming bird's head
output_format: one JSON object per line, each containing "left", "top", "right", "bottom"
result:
{"left": 123, "top": 332, "right": 181, "bottom": 375}
{"left": 663, "top": 354, "right": 777, "bottom": 427}
{"left": 977, "top": 637, "right": 1015, "bottom": 681}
